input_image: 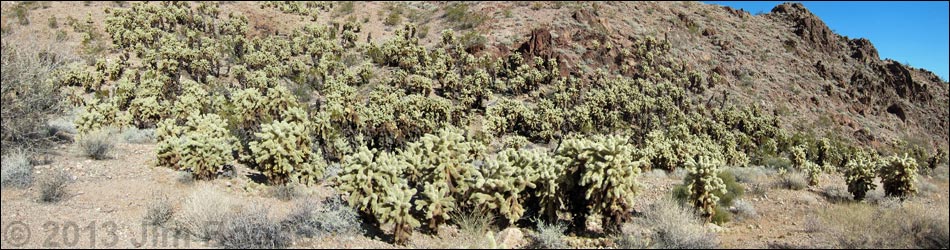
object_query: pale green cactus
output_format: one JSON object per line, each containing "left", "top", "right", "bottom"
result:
{"left": 879, "top": 154, "right": 918, "bottom": 198}
{"left": 75, "top": 98, "right": 113, "bottom": 136}
{"left": 171, "top": 80, "right": 210, "bottom": 121}
{"left": 335, "top": 146, "right": 419, "bottom": 245}
{"left": 156, "top": 114, "right": 236, "bottom": 180}
{"left": 155, "top": 119, "right": 182, "bottom": 169}
{"left": 248, "top": 119, "right": 324, "bottom": 185}
{"left": 684, "top": 155, "right": 727, "bottom": 221}
{"left": 844, "top": 150, "right": 878, "bottom": 201}
{"left": 556, "top": 134, "right": 643, "bottom": 232}
{"left": 398, "top": 127, "right": 484, "bottom": 229}
{"left": 470, "top": 148, "right": 545, "bottom": 225}
{"left": 792, "top": 145, "right": 821, "bottom": 186}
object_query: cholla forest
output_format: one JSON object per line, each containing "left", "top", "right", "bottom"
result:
{"left": 1, "top": 1, "right": 948, "bottom": 249}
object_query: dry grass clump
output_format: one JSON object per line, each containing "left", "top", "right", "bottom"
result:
{"left": 215, "top": 204, "right": 291, "bottom": 249}
{"left": 815, "top": 201, "right": 948, "bottom": 248}
{"left": 144, "top": 192, "right": 175, "bottom": 226}
{"left": 77, "top": 128, "right": 115, "bottom": 160}
{"left": 530, "top": 221, "right": 567, "bottom": 249}
{"left": 1, "top": 149, "right": 33, "bottom": 188}
{"left": 38, "top": 168, "right": 70, "bottom": 203}
{"left": 616, "top": 197, "right": 719, "bottom": 249}
{"left": 171, "top": 184, "right": 234, "bottom": 240}
{"left": 283, "top": 196, "right": 362, "bottom": 237}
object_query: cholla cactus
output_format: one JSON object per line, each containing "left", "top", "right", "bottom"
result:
{"left": 470, "top": 148, "right": 548, "bottom": 225}
{"left": 844, "top": 150, "right": 878, "bottom": 201}
{"left": 792, "top": 145, "right": 821, "bottom": 186}
{"left": 171, "top": 80, "right": 210, "bottom": 121}
{"left": 75, "top": 98, "right": 116, "bottom": 136}
{"left": 157, "top": 114, "right": 236, "bottom": 180}
{"left": 155, "top": 119, "right": 182, "bottom": 169}
{"left": 248, "top": 119, "right": 324, "bottom": 185}
{"left": 556, "top": 134, "right": 642, "bottom": 232}
{"left": 879, "top": 154, "right": 918, "bottom": 198}
{"left": 335, "top": 146, "right": 419, "bottom": 245}
{"left": 684, "top": 155, "right": 727, "bottom": 221}
{"left": 398, "top": 127, "right": 484, "bottom": 229}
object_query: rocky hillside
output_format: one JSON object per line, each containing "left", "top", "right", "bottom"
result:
{"left": 471, "top": 1, "right": 950, "bottom": 152}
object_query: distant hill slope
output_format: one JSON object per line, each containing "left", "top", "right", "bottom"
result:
{"left": 465, "top": 1, "right": 949, "bottom": 151}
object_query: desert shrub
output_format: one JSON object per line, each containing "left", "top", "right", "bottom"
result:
{"left": 1, "top": 149, "right": 33, "bottom": 188}
{"left": 175, "top": 171, "right": 194, "bottom": 185}
{"left": 271, "top": 184, "right": 299, "bottom": 201}
{"left": 555, "top": 134, "right": 644, "bottom": 232}
{"left": 731, "top": 199, "right": 758, "bottom": 221}
{"left": 684, "top": 155, "right": 727, "bottom": 221}
{"left": 384, "top": 8, "right": 402, "bottom": 26}
{"left": 727, "top": 166, "right": 773, "bottom": 184}
{"left": 916, "top": 178, "right": 938, "bottom": 194}
{"left": 47, "top": 114, "right": 78, "bottom": 136}
{"left": 444, "top": 3, "right": 487, "bottom": 30}
{"left": 156, "top": 114, "right": 236, "bottom": 180}
{"left": 77, "top": 128, "right": 115, "bottom": 160}
{"left": 621, "top": 197, "right": 719, "bottom": 249}
{"left": 844, "top": 150, "right": 877, "bottom": 201}
{"left": 822, "top": 185, "right": 852, "bottom": 203}
{"left": 284, "top": 196, "right": 362, "bottom": 237}
{"left": 143, "top": 192, "right": 175, "bottom": 226}
{"left": 879, "top": 154, "right": 918, "bottom": 198}
{"left": 710, "top": 206, "right": 732, "bottom": 225}
{"left": 716, "top": 170, "right": 744, "bottom": 207}
{"left": 818, "top": 202, "right": 949, "bottom": 248}
{"left": 774, "top": 170, "right": 808, "bottom": 190}
{"left": 335, "top": 146, "right": 419, "bottom": 244}
{"left": 215, "top": 205, "right": 291, "bottom": 249}
{"left": 1, "top": 35, "right": 73, "bottom": 152}
{"left": 172, "top": 185, "right": 234, "bottom": 240}
{"left": 38, "top": 169, "right": 71, "bottom": 203}
{"left": 451, "top": 205, "right": 496, "bottom": 236}
{"left": 531, "top": 221, "right": 567, "bottom": 249}
{"left": 121, "top": 127, "right": 156, "bottom": 144}
{"left": 248, "top": 118, "right": 324, "bottom": 185}
{"left": 760, "top": 155, "right": 793, "bottom": 170}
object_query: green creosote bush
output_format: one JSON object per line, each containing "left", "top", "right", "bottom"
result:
{"left": 335, "top": 146, "right": 419, "bottom": 245}
{"left": 156, "top": 114, "right": 236, "bottom": 180}
{"left": 879, "top": 153, "right": 919, "bottom": 198}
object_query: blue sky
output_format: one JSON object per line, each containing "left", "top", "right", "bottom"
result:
{"left": 704, "top": 1, "right": 950, "bottom": 82}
